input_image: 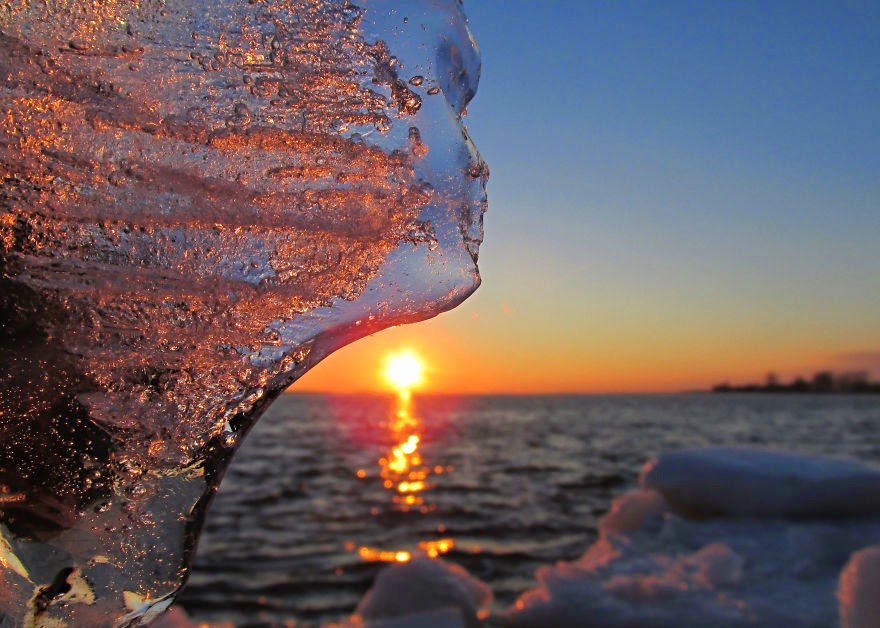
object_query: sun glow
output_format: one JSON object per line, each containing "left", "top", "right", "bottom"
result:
{"left": 346, "top": 366, "right": 461, "bottom": 570}
{"left": 383, "top": 351, "right": 425, "bottom": 392}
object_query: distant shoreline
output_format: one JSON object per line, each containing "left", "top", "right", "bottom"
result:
{"left": 712, "top": 370, "right": 880, "bottom": 394}
{"left": 712, "top": 385, "right": 880, "bottom": 394}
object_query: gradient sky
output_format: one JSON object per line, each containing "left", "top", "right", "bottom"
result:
{"left": 296, "top": 0, "right": 880, "bottom": 394}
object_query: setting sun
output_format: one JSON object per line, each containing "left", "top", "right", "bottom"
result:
{"left": 383, "top": 351, "right": 425, "bottom": 392}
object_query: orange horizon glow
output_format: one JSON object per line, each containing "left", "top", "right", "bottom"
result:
{"left": 290, "top": 297, "right": 880, "bottom": 395}
{"left": 295, "top": 338, "right": 855, "bottom": 396}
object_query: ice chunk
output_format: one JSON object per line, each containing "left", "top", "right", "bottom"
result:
{"left": 0, "top": 1, "right": 486, "bottom": 624}
{"left": 598, "top": 488, "right": 670, "bottom": 536}
{"left": 353, "top": 607, "right": 467, "bottom": 628}
{"left": 354, "top": 557, "right": 492, "bottom": 628}
{"left": 507, "top": 449, "right": 880, "bottom": 627}
{"left": 838, "top": 546, "right": 880, "bottom": 628}
{"left": 641, "top": 446, "right": 880, "bottom": 518}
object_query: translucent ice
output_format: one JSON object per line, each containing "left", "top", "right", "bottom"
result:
{"left": 0, "top": 1, "right": 486, "bottom": 624}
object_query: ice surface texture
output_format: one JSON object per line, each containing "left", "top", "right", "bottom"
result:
{"left": 0, "top": 1, "right": 486, "bottom": 624}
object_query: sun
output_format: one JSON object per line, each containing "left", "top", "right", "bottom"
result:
{"left": 383, "top": 351, "right": 425, "bottom": 392}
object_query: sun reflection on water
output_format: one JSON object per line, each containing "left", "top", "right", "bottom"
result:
{"left": 380, "top": 393, "right": 432, "bottom": 511}
{"left": 351, "top": 353, "right": 455, "bottom": 564}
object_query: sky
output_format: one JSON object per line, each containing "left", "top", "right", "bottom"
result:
{"left": 296, "top": 0, "right": 880, "bottom": 394}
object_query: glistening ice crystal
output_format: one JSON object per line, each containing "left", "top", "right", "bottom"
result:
{"left": 0, "top": 1, "right": 487, "bottom": 624}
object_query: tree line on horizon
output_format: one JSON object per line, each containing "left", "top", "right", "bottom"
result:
{"left": 712, "top": 370, "right": 880, "bottom": 394}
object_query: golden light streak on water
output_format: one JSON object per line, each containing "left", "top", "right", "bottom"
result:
{"left": 354, "top": 539, "right": 454, "bottom": 564}
{"left": 357, "top": 546, "right": 412, "bottom": 563}
{"left": 346, "top": 362, "right": 457, "bottom": 568}
{"left": 418, "top": 538, "right": 454, "bottom": 558}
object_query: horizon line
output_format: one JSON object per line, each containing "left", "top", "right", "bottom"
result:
{"left": 285, "top": 388, "right": 711, "bottom": 396}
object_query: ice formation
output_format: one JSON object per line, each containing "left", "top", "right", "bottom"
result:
{"left": 641, "top": 446, "right": 880, "bottom": 518}
{"left": 0, "top": 1, "right": 487, "bottom": 624}
{"left": 351, "top": 557, "right": 492, "bottom": 628}
{"left": 838, "top": 546, "right": 880, "bottom": 628}
{"left": 505, "top": 447, "right": 880, "bottom": 627}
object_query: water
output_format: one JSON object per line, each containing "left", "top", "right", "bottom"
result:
{"left": 178, "top": 393, "right": 880, "bottom": 626}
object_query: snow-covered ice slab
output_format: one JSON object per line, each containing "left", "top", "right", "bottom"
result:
{"left": 641, "top": 446, "right": 880, "bottom": 518}
{"left": 505, "top": 447, "right": 880, "bottom": 628}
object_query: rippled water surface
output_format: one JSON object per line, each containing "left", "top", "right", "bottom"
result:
{"left": 178, "top": 393, "right": 880, "bottom": 626}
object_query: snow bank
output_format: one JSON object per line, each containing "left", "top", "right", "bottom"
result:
{"left": 504, "top": 447, "right": 880, "bottom": 627}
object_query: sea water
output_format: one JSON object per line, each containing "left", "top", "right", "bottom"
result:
{"left": 177, "top": 393, "right": 880, "bottom": 626}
